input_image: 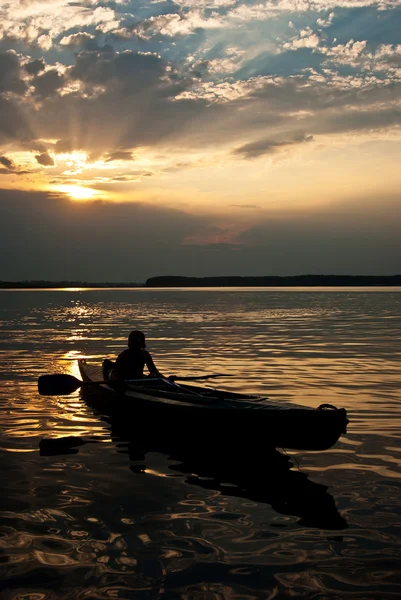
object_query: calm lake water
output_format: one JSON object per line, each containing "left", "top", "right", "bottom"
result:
{"left": 1, "top": 287, "right": 401, "bottom": 599}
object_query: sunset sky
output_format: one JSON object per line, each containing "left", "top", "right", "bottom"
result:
{"left": 1, "top": 0, "right": 400, "bottom": 282}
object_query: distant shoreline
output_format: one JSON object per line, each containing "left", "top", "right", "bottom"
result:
{"left": 145, "top": 275, "right": 401, "bottom": 287}
{"left": 1, "top": 275, "right": 401, "bottom": 288}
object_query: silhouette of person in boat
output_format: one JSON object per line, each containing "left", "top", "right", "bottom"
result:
{"left": 104, "top": 330, "right": 165, "bottom": 382}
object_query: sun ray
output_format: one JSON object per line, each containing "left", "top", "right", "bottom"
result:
{"left": 55, "top": 185, "right": 100, "bottom": 201}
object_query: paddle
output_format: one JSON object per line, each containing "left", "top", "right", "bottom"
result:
{"left": 38, "top": 373, "right": 233, "bottom": 396}
{"left": 160, "top": 377, "right": 199, "bottom": 397}
{"left": 168, "top": 374, "right": 233, "bottom": 382}
{"left": 38, "top": 374, "right": 162, "bottom": 396}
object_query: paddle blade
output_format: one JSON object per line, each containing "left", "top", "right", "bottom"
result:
{"left": 38, "top": 374, "right": 83, "bottom": 396}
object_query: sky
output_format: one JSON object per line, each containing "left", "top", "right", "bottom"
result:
{"left": 0, "top": 0, "right": 400, "bottom": 282}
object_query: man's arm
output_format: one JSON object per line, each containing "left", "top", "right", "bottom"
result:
{"left": 144, "top": 350, "right": 164, "bottom": 378}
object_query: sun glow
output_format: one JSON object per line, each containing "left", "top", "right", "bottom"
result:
{"left": 56, "top": 185, "right": 99, "bottom": 200}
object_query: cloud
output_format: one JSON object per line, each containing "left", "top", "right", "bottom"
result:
{"left": 132, "top": 11, "right": 225, "bottom": 40}
{"left": 59, "top": 32, "right": 96, "bottom": 48}
{"left": 105, "top": 151, "right": 136, "bottom": 162}
{"left": 207, "top": 49, "right": 248, "bottom": 74}
{"left": 0, "top": 1, "right": 121, "bottom": 50}
{"left": 282, "top": 29, "right": 321, "bottom": 50}
{"left": 0, "top": 1, "right": 400, "bottom": 181}
{"left": 230, "top": 204, "right": 261, "bottom": 209}
{"left": 0, "top": 95, "right": 33, "bottom": 144}
{"left": 37, "top": 34, "right": 53, "bottom": 51}
{"left": 25, "top": 59, "right": 45, "bottom": 76}
{"left": 181, "top": 220, "right": 254, "bottom": 245}
{"left": 375, "top": 43, "right": 401, "bottom": 60}
{"left": 69, "top": 49, "right": 166, "bottom": 91}
{"left": 2, "top": 40, "right": 400, "bottom": 168}
{"left": 32, "top": 69, "right": 65, "bottom": 98}
{"left": 323, "top": 39, "right": 367, "bottom": 64}
{"left": 0, "top": 188, "right": 211, "bottom": 281}
{"left": 1, "top": 0, "right": 399, "bottom": 61}
{"left": 174, "top": 0, "right": 236, "bottom": 6}
{"left": 316, "top": 12, "right": 335, "bottom": 28}
{"left": 230, "top": 193, "right": 401, "bottom": 278}
{"left": 35, "top": 152, "right": 55, "bottom": 166}
{"left": 1, "top": 187, "right": 400, "bottom": 279}
{"left": 0, "top": 155, "right": 15, "bottom": 169}
{"left": 107, "top": 169, "right": 153, "bottom": 181}
{"left": 0, "top": 50, "right": 26, "bottom": 94}
{"left": 53, "top": 138, "right": 76, "bottom": 153}
{"left": 233, "top": 134, "right": 314, "bottom": 159}
{"left": 27, "top": 48, "right": 203, "bottom": 153}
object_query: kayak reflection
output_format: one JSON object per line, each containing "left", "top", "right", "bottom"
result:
{"left": 40, "top": 385, "right": 348, "bottom": 531}
{"left": 170, "top": 451, "right": 347, "bottom": 531}
{"left": 123, "top": 440, "right": 347, "bottom": 531}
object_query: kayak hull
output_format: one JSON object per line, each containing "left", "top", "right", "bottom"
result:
{"left": 78, "top": 359, "right": 348, "bottom": 451}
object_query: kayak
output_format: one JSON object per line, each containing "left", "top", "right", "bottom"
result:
{"left": 77, "top": 359, "right": 348, "bottom": 451}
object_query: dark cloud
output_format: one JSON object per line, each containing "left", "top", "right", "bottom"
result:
{"left": 0, "top": 188, "right": 400, "bottom": 281}
{"left": 3, "top": 41, "right": 394, "bottom": 160}
{"left": 0, "top": 169, "right": 29, "bottom": 176}
{"left": 105, "top": 151, "right": 135, "bottom": 162}
{"left": 0, "top": 52, "right": 45, "bottom": 144}
{"left": 233, "top": 134, "right": 313, "bottom": 159}
{"left": 32, "top": 69, "right": 65, "bottom": 98}
{"left": 0, "top": 156, "right": 15, "bottom": 169}
{"left": 0, "top": 96, "right": 33, "bottom": 144}
{"left": 314, "top": 104, "right": 401, "bottom": 137}
{"left": 0, "top": 50, "right": 27, "bottom": 95}
{"left": 53, "top": 139, "right": 76, "bottom": 153}
{"left": 0, "top": 188, "right": 210, "bottom": 281}
{"left": 1, "top": 20, "right": 401, "bottom": 165}
{"left": 30, "top": 48, "right": 201, "bottom": 153}
{"left": 231, "top": 194, "right": 401, "bottom": 275}
{"left": 205, "top": 206, "right": 401, "bottom": 274}
{"left": 25, "top": 59, "right": 45, "bottom": 76}
{"left": 69, "top": 49, "right": 166, "bottom": 91}
{"left": 35, "top": 152, "right": 55, "bottom": 166}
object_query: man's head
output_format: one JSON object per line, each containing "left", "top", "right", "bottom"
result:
{"left": 128, "top": 330, "right": 146, "bottom": 350}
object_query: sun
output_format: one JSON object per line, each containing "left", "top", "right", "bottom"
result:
{"left": 56, "top": 185, "right": 99, "bottom": 200}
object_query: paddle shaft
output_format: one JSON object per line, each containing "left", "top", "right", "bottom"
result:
{"left": 85, "top": 377, "right": 203, "bottom": 397}
{"left": 86, "top": 376, "right": 203, "bottom": 397}
{"left": 84, "top": 377, "right": 164, "bottom": 385}
{"left": 171, "top": 374, "right": 233, "bottom": 381}
{"left": 38, "top": 372, "right": 233, "bottom": 396}
{"left": 78, "top": 375, "right": 232, "bottom": 384}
